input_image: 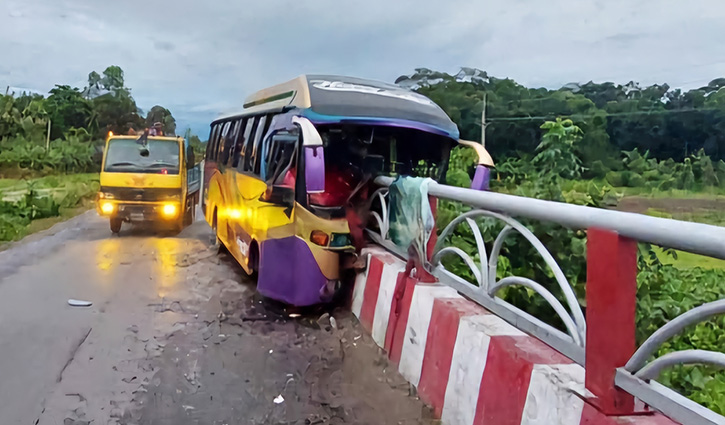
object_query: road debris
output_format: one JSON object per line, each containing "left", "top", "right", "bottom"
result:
{"left": 68, "top": 299, "right": 92, "bottom": 307}
{"left": 273, "top": 394, "right": 284, "bottom": 404}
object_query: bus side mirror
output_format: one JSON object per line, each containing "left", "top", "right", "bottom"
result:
{"left": 471, "top": 165, "right": 491, "bottom": 191}
{"left": 305, "top": 146, "right": 325, "bottom": 193}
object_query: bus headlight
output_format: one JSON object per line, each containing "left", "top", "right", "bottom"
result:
{"left": 161, "top": 203, "right": 178, "bottom": 218}
{"left": 100, "top": 202, "right": 115, "bottom": 214}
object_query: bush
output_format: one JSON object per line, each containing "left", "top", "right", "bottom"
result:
{"left": 627, "top": 173, "right": 646, "bottom": 187}
{"left": 588, "top": 160, "right": 609, "bottom": 179}
{"left": 643, "top": 170, "right": 661, "bottom": 181}
{"left": 605, "top": 171, "right": 624, "bottom": 187}
{"left": 658, "top": 178, "right": 676, "bottom": 191}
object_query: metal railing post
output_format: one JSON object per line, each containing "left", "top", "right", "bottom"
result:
{"left": 586, "top": 228, "right": 637, "bottom": 414}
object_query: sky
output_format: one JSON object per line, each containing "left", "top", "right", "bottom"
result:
{"left": 2, "top": 0, "right": 725, "bottom": 137}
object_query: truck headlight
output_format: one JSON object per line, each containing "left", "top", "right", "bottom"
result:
{"left": 161, "top": 203, "right": 178, "bottom": 218}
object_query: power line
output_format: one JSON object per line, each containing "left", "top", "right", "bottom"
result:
{"left": 486, "top": 107, "right": 723, "bottom": 123}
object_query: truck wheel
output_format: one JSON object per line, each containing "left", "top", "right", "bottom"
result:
{"left": 110, "top": 218, "right": 122, "bottom": 234}
{"left": 183, "top": 203, "right": 193, "bottom": 226}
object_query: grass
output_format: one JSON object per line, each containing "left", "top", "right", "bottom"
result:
{"left": 642, "top": 207, "right": 725, "bottom": 270}
{"left": 0, "top": 173, "right": 99, "bottom": 193}
{"left": 0, "top": 173, "right": 99, "bottom": 244}
{"left": 654, "top": 247, "right": 725, "bottom": 270}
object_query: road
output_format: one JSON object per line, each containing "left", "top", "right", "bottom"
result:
{"left": 0, "top": 211, "right": 433, "bottom": 425}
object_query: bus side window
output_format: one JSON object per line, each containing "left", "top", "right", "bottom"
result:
{"left": 225, "top": 119, "right": 241, "bottom": 168}
{"left": 238, "top": 117, "right": 255, "bottom": 172}
{"left": 253, "top": 114, "right": 273, "bottom": 175}
{"left": 242, "top": 116, "right": 260, "bottom": 172}
{"left": 231, "top": 118, "right": 247, "bottom": 169}
{"left": 207, "top": 124, "right": 220, "bottom": 161}
{"left": 218, "top": 122, "right": 232, "bottom": 164}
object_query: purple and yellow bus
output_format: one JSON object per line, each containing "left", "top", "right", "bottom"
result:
{"left": 202, "top": 75, "right": 492, "bottom": 306}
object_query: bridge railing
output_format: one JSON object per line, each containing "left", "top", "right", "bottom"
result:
{"left": 366, "top": 176, "right": 725, "bottom": 425}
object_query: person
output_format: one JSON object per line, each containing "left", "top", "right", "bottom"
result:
{"left": 279, "top": 164, "right": 358, "bottom": 207}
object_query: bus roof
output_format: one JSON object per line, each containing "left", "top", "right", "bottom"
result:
{"left": 218, "top": 75, "right": 459, "bottom": 138}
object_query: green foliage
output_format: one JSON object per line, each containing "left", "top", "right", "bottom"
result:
{"left": 400, "top": 68, "right": 725, "bottom": 165}
{"left": 0, "top": 66, "right": 202, "bottom": 174}
{"left": 146, "top": 105, "right": 176, "bottom": 135}
{"left": 637, "top": 262, "right": 725, "bottom": 414}
{"left": 0, "top": 174, "right": 99, "bottom": 241}
{"left": 533, "top": 118, "right": 583, "bottom": 180}
{"left": 443, "top": 120, "right": 724, "bottom": 412}
{"left": 588, "top": 160, "right": 609, "bottom": 179}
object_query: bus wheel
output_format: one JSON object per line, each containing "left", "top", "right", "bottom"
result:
{"left": 110, "top": 218, "right": 122, "bottom": 234}
{"left": 211, "top": 210, "right": 222, "bottom": 250}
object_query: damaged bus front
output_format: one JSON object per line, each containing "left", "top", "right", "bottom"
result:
{"left": 202, "top": 75, "right": 492, "bottom": 306}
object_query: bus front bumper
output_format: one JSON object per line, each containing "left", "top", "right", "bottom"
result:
{"left": 257, "top": 236, "right": 347, "bottom": 307}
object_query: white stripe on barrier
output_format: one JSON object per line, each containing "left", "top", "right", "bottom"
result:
{"left": 351, "top": 252, "right": 371, "bottom": 318}
{"left": 398, "top": 285, "right": 460, "bottom": 387}
{"left": 520, "top": 364, "right": 586, "bottom": 425}
{"left": 371, "top": 262, "right": 405, "bottom": 347}
{"left": 441, "top": 314, "right": 526, "bottom": 425}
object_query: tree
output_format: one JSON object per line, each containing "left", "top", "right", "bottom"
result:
{"left": 146, "top": 105, "right": 176, "bottom": 135}
{"left": 533, "top": 118, "right": 583, "bottom": 180}
{"left": 45, "top": 85, "right": 93, "bottom": 139}
{"left": 92, "top": 89, "right": 144, "bottom": 137}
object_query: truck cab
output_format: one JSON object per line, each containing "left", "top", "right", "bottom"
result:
{"left": 96, "top": 131, "right": 201, "bottom": 234}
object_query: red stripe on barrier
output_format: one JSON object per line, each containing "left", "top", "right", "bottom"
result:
{"left": 359, "top": 255, "right": 384, "bottom": 332}
{"left": 473, "top": 335, "right": 572, "bottom": 425}
{"left": 418, "top": 298, "right": 485, "bottom": 418}
{"left": 579, "top": 403, "right": 619, "bottom": 425}
{"left": 384, "top": 272, "right": 416, "bottom": 358}
{"left": 580, "top": 402, "right": 679, "bottom": 425}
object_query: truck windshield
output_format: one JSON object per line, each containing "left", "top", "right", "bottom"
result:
{"left": 104, "top": 138, "right": 180, "bottom": 174}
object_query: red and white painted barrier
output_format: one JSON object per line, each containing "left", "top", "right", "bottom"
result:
{"left": 352, "top": 246, "right": 679, "bottom": 425}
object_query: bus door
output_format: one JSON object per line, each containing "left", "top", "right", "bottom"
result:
{"left": 256, "top": 131, "right": 299, "bottom": 237}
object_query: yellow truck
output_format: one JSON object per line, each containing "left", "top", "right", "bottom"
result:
{"left": 96, "top": 131, "right": 201, "bottom": 234}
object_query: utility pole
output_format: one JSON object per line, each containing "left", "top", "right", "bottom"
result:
{"left": 481, "top": 92, "right": 487, "bottom": 148}
{"left": 46, "top": 119, "right": 51, "bottom": 151}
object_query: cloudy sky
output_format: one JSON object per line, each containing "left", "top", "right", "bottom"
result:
{"left": 2, "top": 0, "right": 725, "bottom": 136}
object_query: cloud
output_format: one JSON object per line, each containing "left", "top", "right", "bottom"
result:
{"left": 1, "top": 0, "right": 725, "bottom": 137}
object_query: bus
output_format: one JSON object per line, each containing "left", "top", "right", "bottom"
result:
{"left": 97, "top": 131, "right": 201, "bottom": 234}
{"left": 202, "top": 75, "right": 492, "bottom": 306}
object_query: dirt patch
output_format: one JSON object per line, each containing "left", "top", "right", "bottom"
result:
{"left": 132, "top": 247, "right": 434, "bottom": 425}
{"left": 616, "top": 196, "right": 725, "bottom": 216}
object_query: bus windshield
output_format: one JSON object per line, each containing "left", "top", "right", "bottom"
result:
{"left": 104, "top": 138, "right": 180, "bottom": 174}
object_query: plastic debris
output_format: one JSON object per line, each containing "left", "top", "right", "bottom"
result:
{"left": 388, "top": 176, "right": 435, "bottom": 251}
{"left": 273, "top": 394, "right": 284, "bottom": 404}
{"left": 68, "top": 299, "right": 92, "bottom": 307}
{"left": 329, "top": 316, "right": 337, "bottom": 329}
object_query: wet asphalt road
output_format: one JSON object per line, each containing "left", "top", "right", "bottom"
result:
{"left": 0, "top": 210, "right": 433, "bottom": 425}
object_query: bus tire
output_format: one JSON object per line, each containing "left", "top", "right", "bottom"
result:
{"left": 211, "top": 209, "right": 223, "bottom": 251}
{"left": 110, "top": 218, "right": 122, "bottom": 234}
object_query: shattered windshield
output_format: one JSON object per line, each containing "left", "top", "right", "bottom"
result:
{"left": 318, "top": 124, "right": 453, "bottom": 182}
{"left": 104, "top": 138, "right": 180, "bottom": 174}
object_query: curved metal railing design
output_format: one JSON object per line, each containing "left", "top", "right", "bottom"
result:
{"left": 431, "top": 210, "right": 586, "bottom": 347}
{"left": 365, "top": 175, "right": 725, "bottom": 425}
